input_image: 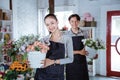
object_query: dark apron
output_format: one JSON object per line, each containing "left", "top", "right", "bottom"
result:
{"left": 66, "top": 36, "right": 89, "bottom": 80}
{"left": 34, "top": 41, "right": 65, "bottom": 80}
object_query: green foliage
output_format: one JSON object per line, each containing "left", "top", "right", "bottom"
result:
{"left": 3, "top": 68, "right": 32, "bottom": 80}
{"left": 83, "top": 39, "right": 105, "bottom": 50}
{"left": 3, "top": 70, "right": 18, "bottom": 80}
{"left": 34, "top": 46, "right": 41, "bottom": 51}
{"left": 14, "top": 34, "right": 41, "bottom": 52}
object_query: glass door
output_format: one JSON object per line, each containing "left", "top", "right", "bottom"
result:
{"left": 107, "top": 10, "right": 120, "bottom": 77}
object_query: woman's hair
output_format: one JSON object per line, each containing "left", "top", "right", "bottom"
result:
{"left": 44, "top": 14, "right": 58, "bottom": 21}
{"left": 68, "top": 14, "right": 81, "bottom": 21}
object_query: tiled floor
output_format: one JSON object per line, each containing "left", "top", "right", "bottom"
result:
{"left": 89, "top": 76, "right": 120, "bottom": 80}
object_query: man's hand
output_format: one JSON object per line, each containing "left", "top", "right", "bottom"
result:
{"left": 74, "top": 48, "right": 88, "bottom": 55}
{"left": 93, "top": 54, "right": 98, "bottom": 59}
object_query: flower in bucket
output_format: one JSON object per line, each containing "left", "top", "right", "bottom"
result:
{"left": 14, "top": 34, "right": 41, "bottom": 53}
{"left": 26, "top": 41, "right": 49, "bottom": 53}
{"left": 82, "top": 38, "right": 105, "bottom": 64}
{"left": 82, "top": 38, "right": 105, "bottom": 50}
{"left": 26, "top": 41, "right": 50, "bottom": 68}
{"left": 24, "top": 35, "right": 50, "bottom": 68}
{"left": 14, "top": 34, "right": 50, "bottom": 68}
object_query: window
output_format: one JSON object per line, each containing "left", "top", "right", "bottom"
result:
{"left": 55, "top": 11, "right": 73, "bottom": 30}
{"left": 38, "top": 6, "right": 74, "bottom": 36}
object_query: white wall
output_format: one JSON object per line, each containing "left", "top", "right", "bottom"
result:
{"left": 12, "top": 0, "right": 38, "bottom": 40}
{"left": 0, "top": 0, "right": 38, "bottom": 40}
{"left": 0, "top": 0, "right": 9, "bottom": 9}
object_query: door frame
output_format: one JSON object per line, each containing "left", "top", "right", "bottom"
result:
{"left": 106, "top": 10, "right": 120, "bottom": 77}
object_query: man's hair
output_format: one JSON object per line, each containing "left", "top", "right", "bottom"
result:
{"left": 68, "top": 14, "right": 81, "bottom": 21}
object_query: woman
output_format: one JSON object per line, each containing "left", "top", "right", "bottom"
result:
{"left": 34, "top": 14, "right": 73, "bottom": 80}
{"left": 65, "top": 14, "right": 89, "bottom": 80}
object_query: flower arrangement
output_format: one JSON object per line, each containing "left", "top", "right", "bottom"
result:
{"left": 26, "top": 40, "right": 49, "bottom": 68}
{"left": 0, "top": 34, "right": 49, "bottom": 79}
{"left": 82, "top": 38, "right": 105, "bottom": 65}
{"left": 82, "top": 38, "right": 105, "bottom": 50}
{"left": 26, "top": 41, "right": 49, "bottom": 53}
{"left": 2, "top": 40, "right": 19, "bottom": 62}
{"left": 1, "top": 34, "right": 42, "bottom": 62}
{"left": 2, "top": 62, "right": 32, "bottom": 80}
{"left": 14, "top": 34, "right": 41, "bottom": 53}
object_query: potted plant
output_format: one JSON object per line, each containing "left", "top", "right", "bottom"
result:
{"left": 82, "top": 38, "right": 105, "bottom": 58}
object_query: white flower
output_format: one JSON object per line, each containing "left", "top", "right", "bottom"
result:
{"left": 82, "top": 38, "right": 105, "bottom": 50}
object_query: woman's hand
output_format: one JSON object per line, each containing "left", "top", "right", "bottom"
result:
{"left": 39, "top": 43, "right": 50, "bottom": 53}
{"left": 41, "top": 58, "right": 54, "bottom": 68}
{"left": 26, "top": 41, "right": 49, "bottom": 53}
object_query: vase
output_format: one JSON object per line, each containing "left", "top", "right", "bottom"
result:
{"left": 88, "top": 59, "right": 96, "bottom": 76}
{"left": 85, "top": 46, "right": 97, "bottom": 59}
{"left": 88, "top": 64, "right": 93, "bottom": 72}
{"left": 27, "top": 51, "right": 46, "bottom": 68}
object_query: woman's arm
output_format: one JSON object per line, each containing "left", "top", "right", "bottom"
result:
{"left": 59, "top": 36, "right": 74, "bottom": 65}
{"left": 42, "top": 35, "right": 73, "bottom": 67}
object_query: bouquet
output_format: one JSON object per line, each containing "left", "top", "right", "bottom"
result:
{"left": 24, "top": 36, "right": 49, "bottom": 68}
{"left": 82, "top": 38, "right": 105, "bottom": 59}
{"left": 82, "top": 38, "right": 105, "bottom": 50}
{"left": 26, "top": 41, "right": 49, "bottom": 53}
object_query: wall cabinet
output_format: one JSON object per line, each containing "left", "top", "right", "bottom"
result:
{"left": 0, "top": 9, "right": 13, "bottom": 42}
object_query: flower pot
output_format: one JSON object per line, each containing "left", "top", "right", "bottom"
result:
{"left": 85, "top": 46, "right": 97, "bottom": 58}
{"left": 27, "top": 51, "right": 46, "bottom": 68}
{"left": 88, "top": 64, "right": 93, "bottom": 72}
{"left": 87, "top": 59, "right": 96, "bottom": 76}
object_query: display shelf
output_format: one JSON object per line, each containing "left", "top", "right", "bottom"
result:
{"left": 80, "top": 26, "right": 97, "bottom": 76}
{"left": 0, "top": 8, "right": 13, "bottom": 42}
{"left": 84, "top": 21, "right": 96, "bottom": 27}
{"left": 80, "top": 27, "right": 96, "bottom": 39}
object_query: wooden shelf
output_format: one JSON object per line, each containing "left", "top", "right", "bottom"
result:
{"left": 84, "top": 21, "right": 96, "bottom": 27}
{"left": 0, "top": 8, "right": 13, "bottom": 42}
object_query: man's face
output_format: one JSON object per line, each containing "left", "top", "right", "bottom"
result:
{"left": 69, "top": 17, "right": 80, "bottom": 29}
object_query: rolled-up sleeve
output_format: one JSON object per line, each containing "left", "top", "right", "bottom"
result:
{"left": 60, "top": 36, "right": 74, "bottom": 65}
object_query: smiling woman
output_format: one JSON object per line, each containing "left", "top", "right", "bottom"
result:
{"left": 35, "top": 13, "right": 74, "bottom": 80}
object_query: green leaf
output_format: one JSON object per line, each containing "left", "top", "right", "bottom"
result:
{"left": 34, "top": 46, "right": 41, "bottom": 51}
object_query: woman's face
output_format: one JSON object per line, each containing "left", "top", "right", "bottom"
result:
{"left": 69, "top": 17, "right": 80, "bottom": 29}
{"left": 45, "top": 17, "right": 58, "bottom": 33}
